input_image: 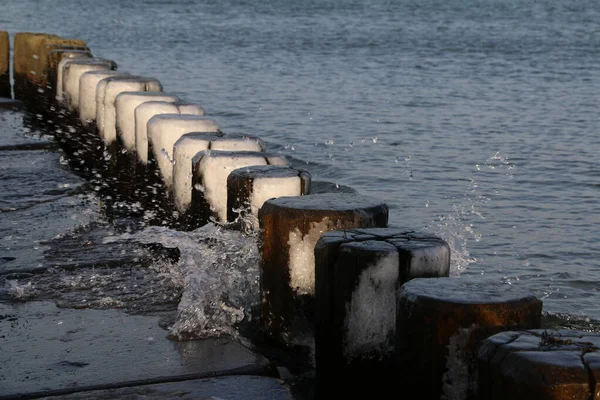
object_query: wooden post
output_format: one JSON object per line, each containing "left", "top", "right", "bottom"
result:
{"left": 0, "top": 31, "right": 10, "bottom": 98}
{"left": 61, "top": 58, "right": 117, "bottom": 110}
{"left": 313, "top": 228, "right": 451, "bottom": 397}
{"left": 478, "top": 329, "right": 600, "bottom": 400}
{"left": 258, "top": 194, "right": 389, "bottom": 342}
{"left": 227, "top": 165, "right": 311, "bottom": 231}
{"left": 173, "top": 133, "right": 265, "bottom": 215}
{"left": 189, "top": 150, "right": 289, "bottom": 228}
{"left": 396, "top": 276, "right": 543, "bottom": 400}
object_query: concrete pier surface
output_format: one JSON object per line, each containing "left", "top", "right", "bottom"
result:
{"left": 0, "top": 301, "right": 277, "bottom": 399}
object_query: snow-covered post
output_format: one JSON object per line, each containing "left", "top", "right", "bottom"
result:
{"left": 396, "top": 276, "right": 542, "bottom": 400}
{"left": 258, "top": 193, "right": 389, "bottom": 341}
{"left": 188, "top": 150, "right": 289, "bottom": 229}
{"left": 227, "top": 165, "right": 311, "bottom": 231}
{"left": 313, "top": 228, "right": 450, "bottom": 397}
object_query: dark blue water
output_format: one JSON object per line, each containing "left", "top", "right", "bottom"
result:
{"left": 1, "top": 0, "right": 600, "bottom": 325}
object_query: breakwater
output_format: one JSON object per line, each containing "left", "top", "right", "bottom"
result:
{"left": 1, "top": 30, "right": 600, "bottom": 400}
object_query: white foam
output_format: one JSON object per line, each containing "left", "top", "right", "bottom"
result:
{"left": 287, "top": 217, "right": 336, "bottom": 295}
{"left": 115, "top": 92, "right": 179, "bottom": 152}
{"left": 135, "top": 102, "right": 206, "bottom": 164}
{"left": 114, "top": 224, "right": 261, "bottom": 340}
{"left": 147, "top": 115, "right": 220, "bottom": 189}
{"left": 343, "top": 252, "right": 399, "bottom": 360}
{"left": 408, "top": 244, "right": 451, "bottom": 278}
{"left": 63, "top": 60, "right": 114, "bottom": 111}
{"left": 98, "top": 77, "right": 162, "bottom": 145}
{"left": 55, "top": 52, "right": 91, "bottom": 100}
{"left": 249, "top": 176, "right": 302, "bottom": 230}
{"left": 196, "top": 152, "right": 270, "bottom": 222}
{"left": 79, "top": 71, "right": 129, "bottom": 125}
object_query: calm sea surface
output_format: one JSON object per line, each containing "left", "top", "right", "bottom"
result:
{"left": 1, "top": 0, "right": 600, "bottom": 326}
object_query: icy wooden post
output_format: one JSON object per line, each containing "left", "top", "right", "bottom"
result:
{"left": 56, "top": 57, "right": 112, "bottom": 105}
{"left": 62, "top": 58, "right": 117, "bottom": 111}
{"left": 0, "top": 31, "right": 10, "bottom": 98}
{"left": 312, "top": 228, "right": 450, "bottom": 396}
{"left": 134, "top": 101, "right": 206, "bottom": 167}
{"left": 75, "top": 71, "right": 131, "bottom": 177}
{"left": 115, "top": 92, "right": 180, "bottom": 164}
{"left": 79, "top": 70, "right": 130, "bottom": 126}
{"left": 189, "top": 151, "right": 289, "bottom": 228}
{"left": 396, "top": 277, "right": 543, "bottom": 400}
{"left": 112, "top": 92, "right": 181, "bottom": 198}
{"left": 143, "top": 115, "right": 220, "bottom": 213}
{"left": 173, "top": 133, "right": 266, "bottom": 216}
{"left": 258, "top": 193, "right": 389, "bottom": 341}
{"left": 478, "top": 329, "right": 600, "bottom": 400}
{"left": 227, "top": 165, "right": 311, "bottom": 231}
{"left": 95, "top": 75, "right": 162, "bottom": 154}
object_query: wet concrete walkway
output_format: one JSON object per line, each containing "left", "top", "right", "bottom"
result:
{"left": 0, "top": 301, "right": 291, "bottom": 399}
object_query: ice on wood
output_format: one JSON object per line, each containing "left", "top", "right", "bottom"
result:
{"left": 55, "top": 52, "right": 91, "bottom": 100}
{"left": 135, "top": 101, "right": 206, "bottom": 165}
{"left": 288, "top": 217, "right": 335, "bottom": 295}
{"left": 343, "top": 243, "right": 399, "bottom": 361}
{"left": 172, "top": 133, "right": 264, "bottom": 213}
{"left": 193, "top": 151, "right": 289, "bottom": 222}
{"left": 115, "top": 91, "right": 180, "bottom": 152}
{"left": 96, "top": 76, "right": 162, "bottom": 145}
{"left": 62, "top": 59, "right": 116, "bottom": 111}
{"left": 79, "top": 70, "right": 130, "bottom": 125}
{"left": 250, "top": 176, "right": 301, "bottom": 222}
{"left": 227, "top": 165, "right": 310, "bottom": 231}
{"left": 147, "top": 114, "right": 220, "bottom": 189}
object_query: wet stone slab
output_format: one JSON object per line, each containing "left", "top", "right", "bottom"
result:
{"left": 0, "top": 301, "right": 273, "bottom": 399}
{"left": 35, "top": 375, "right": 294, "bottom": 400}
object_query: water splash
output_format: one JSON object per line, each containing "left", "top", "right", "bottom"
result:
{"left": 424, "top": 151, "right": 515, "bottom": 276}
{"left": 115, "top": 223, "right": 261, "bottom": 340}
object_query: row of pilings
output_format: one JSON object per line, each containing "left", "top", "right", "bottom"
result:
{"left": 2, "top": 30, "right": 599, "bottom": 400}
